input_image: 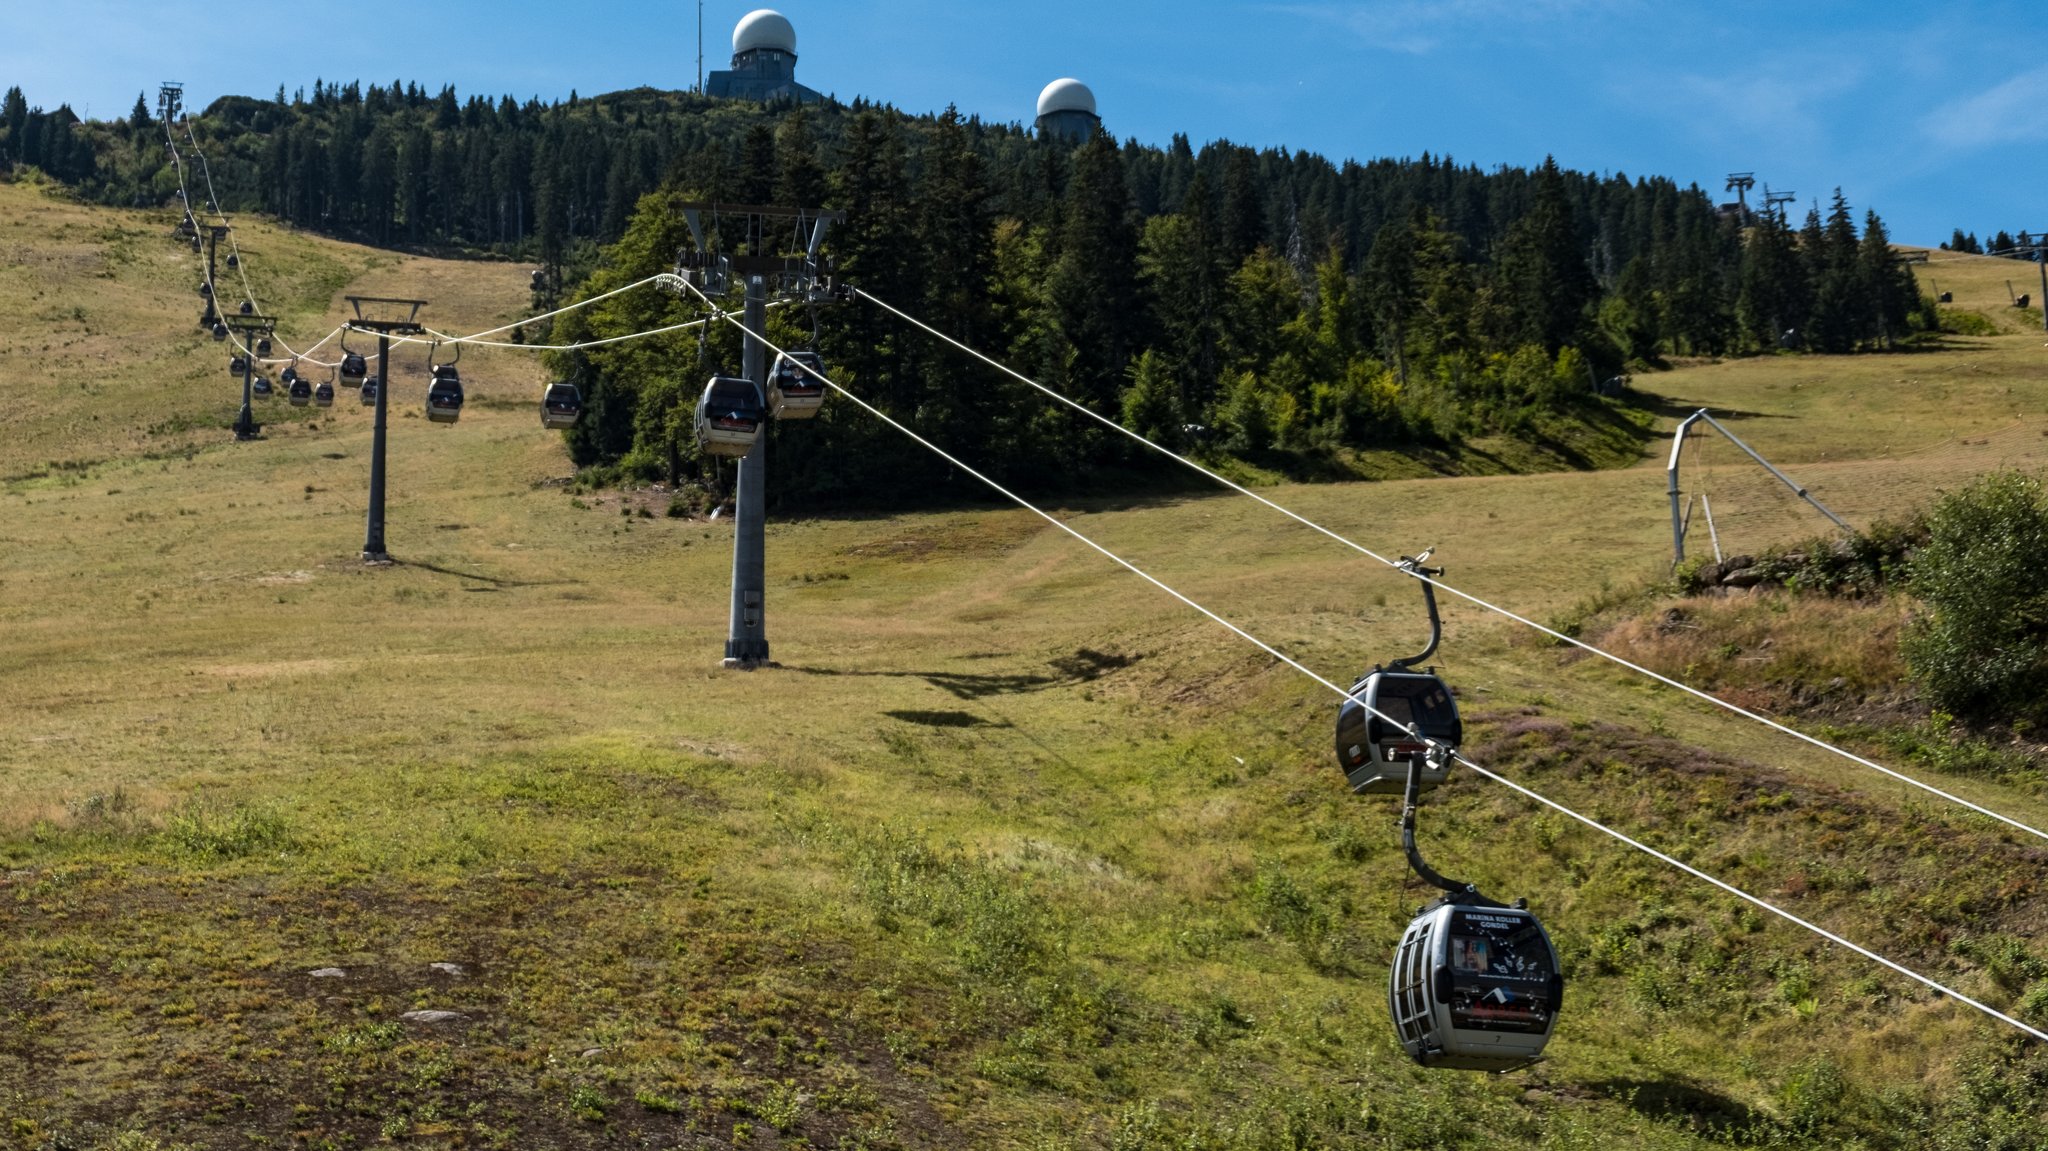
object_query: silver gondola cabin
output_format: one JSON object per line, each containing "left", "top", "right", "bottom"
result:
{"left": 426, "top": 363, "right": 463, "bottom": 424}
{"left": 768, "top": 351, "right": 826, "bottom": 419}
{"left": 694, "top": 375, "right": 765, "bottom": 457}
{"left": 1389, "top": 900, "right": 1563, "bottom": 1071}
{"left": 541, "top": 382, "right": 582, "bottom": 430}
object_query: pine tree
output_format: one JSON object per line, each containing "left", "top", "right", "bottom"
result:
{"left": 1363, "top": 213, "right": 1419, "bottom": 382}
{"left": 1492, "top": 156, "right": 1595, "bottom": 354}
{"left": 736, "top": 123, "right": 776, "bottom": 205}
{"left": 1218, "top": 145, "right": 1264, "bottom": 267}
{"left": 1736, "top": 211, "right": 1808, "bottom": 351}
{"left": 1137, "top": 195, "right": 1226, "bottom": 416}
{"left": 913, "top": 106, "right": 998, "bottom": 452}
{"left": 1046, "top": 131, "right": 1142, "bottom": 413}
{"left": 1858, "top": 210, "right": 1915, "bottom": 349}
{"left": 773, "top": 108, "right": 826, "bottom": 208}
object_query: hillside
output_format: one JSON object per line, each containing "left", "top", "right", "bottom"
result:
{"left": 4, "top": 80, "right": 1943, "bottom": 502}
{"left": 3, "top": 180, "right": 2048, "bottom": 1149}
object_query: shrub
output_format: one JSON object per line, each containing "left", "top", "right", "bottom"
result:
{"left": 163, "top": 799, "right": 292, "bottom": 859}
{"left": 1902, "top": 470, "right": 2048, "bottom": 724}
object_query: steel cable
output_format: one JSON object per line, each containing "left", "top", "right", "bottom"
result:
{"left": 855, "top": 287, "right": 2048, "bottom": 845}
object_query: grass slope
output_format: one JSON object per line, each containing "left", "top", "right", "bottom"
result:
{"left": 3, "top": 179, "right": 2048, "bottom": 1149}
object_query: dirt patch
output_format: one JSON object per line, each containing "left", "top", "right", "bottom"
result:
{"left": 841, "top": 513, "right": 1046, "bottom": 562}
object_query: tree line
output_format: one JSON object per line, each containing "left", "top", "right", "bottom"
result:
{"left": 0, "top": 79, "right": 1937, "bottom": 499}
{"left": 1943, "top": 228, "right": 2047, "bottom": 258}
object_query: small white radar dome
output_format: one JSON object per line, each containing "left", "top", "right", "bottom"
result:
{"left": 733, "top": 9, "right": 797, "bottom": 56}
{"left": 1036, "top": 78, "right": 1097, "bottom": 119}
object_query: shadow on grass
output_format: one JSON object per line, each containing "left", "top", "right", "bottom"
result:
{"left": 392, "top": 558, "right": 576, "bottom": 589}
{"left": 1589, "top": 1077, "right": 1767, "bottom": 1139}
{"left": 885, "top": 709, "right": 1011, "bottom": 729}
{"left": 792, "top": 647, "right": 1139, "bottom": 701}
{"left": 1619, "top": 391, "right": 1785, "bottom": 424}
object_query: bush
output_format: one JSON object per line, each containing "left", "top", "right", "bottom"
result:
{"left": 1902, "top": 471, "right": 2048, "bottom": 724}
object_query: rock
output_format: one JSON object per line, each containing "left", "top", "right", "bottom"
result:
{"left": 1722, "top": 569, "right": 1767, "bottom": 588}
{"left": 1720, "top": 554, "right": 1756, "bottom": 572}
{"left": 581, "top": 1047, "right": 606, "bottom": 1060}
{"left": 309, "top": 968, "right": 347, "bottom": 979}
{"left": 401, "top": 1010, "right": 466, "bottom": 1024}
{"left": 429, "top": 962, "right": 465, "bottom": 977}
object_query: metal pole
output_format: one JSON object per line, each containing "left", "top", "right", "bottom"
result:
{"left": 2037, "top": 253, "right": 2046, "bottom": 333}
{"left": 724, "top": 274, "right": 771, "bottom": 668}
{"left": 233, "top": 340, "right": 257, "bottom": 440}
{"left": 364, "top": 332, "right": 391, "bottom": 561}
{"left": 1666, "top": 411, "right": 1703, "bottom": 566}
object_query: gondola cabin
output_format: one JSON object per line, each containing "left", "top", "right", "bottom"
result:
{"left": 238, "top": 300, "right": 253, "bottom": 315}
{"left": 1334, "top": 670, "right": 1462, "bottom": 794}
{"left": 359, "top": 377, "right": 379, "bottom": 406}
{"left": 339, "top": 354, "right": 368, "bottom": 386}
{"left": 199, "top": 282, "right": 211, "bottom": 298}
{"left": 226, "top": 253, "right": 239, "bottom": 269}
{"left": 541, "top": 382, "right": 581, "bottom": 429}
{"left": 211, "top": 323, "right": 228, "bottom": 342}
{"left": 251, "top": 376, "right": 273, "bottom": 398}
{"left": 228, "top": 355, "right": 248, "bottom": 376}
{"left": 768, "top": 351, "right": 826, "bottom": 419}
{"left": 314, "top": 381, "right": 334, "bottom": 407}
{"left": 694, "top": 376, "right": 765, "bottom": 457}
{"left": 1388, "top": 900, "right": 1562, "bottom": 1072}
{"left": 256, "top": 337, "right": 272, "bottom": 356}
{"left": 287, "top": 377, "right": 312, "bottom": 406}
{"left": 425, "top": 366, "right": 464, "bottom": 424}
{"left": 280, "top": 365, "right": 299, "bottom": 385}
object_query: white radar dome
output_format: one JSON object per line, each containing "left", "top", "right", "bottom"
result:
{"left": 734, "top": 9, "right": 797, "bottom": 55}
{"left": 1036, "top": 78, "right": 1097, "bottom": 119}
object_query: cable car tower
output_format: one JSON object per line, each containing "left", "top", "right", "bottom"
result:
{"left": 670, "top": 201, "right": 845, "bottom": 669}
{"left": 1762, "top": 184, "right": 1797, "bottom": 225}
{"left": 157, "top": 82, "right": 183, "bottom": 127}
{"left": 1724, "top": 172, "right": 1755, "bottom": 222}
{"left": 343, "top": 296, "right": 428, "bottom": 563}
{"left": 1334, "top": 553, "right": 1564, "bottom": 1072}
{"left": 223, "top": 313, "right": 275, "bottom": 441}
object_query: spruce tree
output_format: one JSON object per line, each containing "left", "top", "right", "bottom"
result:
{"left": 1492, "top": 156, "right": 1595, "bottom": 354}
{"left": 773, "top": 108, "right": 826, "bottom": 209}
{"left": 1046, "top": 131, "right": 1142, "bottom": 413}
{"left": 1858, "top": 211, "right": 1915, "bottom": 349}
{"left": 736, "top": 124, "right": 776, "bottom": 205}
{"left": 1736, "top": 212, "right": 1807, "bottom": 351}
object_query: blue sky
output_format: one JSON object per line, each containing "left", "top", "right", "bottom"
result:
{"left": 4, "top": 1, "right": 2042, "bottom": 245}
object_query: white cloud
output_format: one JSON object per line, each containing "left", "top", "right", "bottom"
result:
{"left": 1920, "top": 67, "right": 2048, "bottom": 150}
{"left": 1657, "top": 57, "right": 1870, "bottom": 152}
{"left": 1269, "top": 0, "right": 1627, "bottom": 55}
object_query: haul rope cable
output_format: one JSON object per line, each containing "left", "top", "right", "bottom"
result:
{"left": 680, "top": 275, "right": 2048, "bottom": 1046}
{"left": 160, "top": 114, "right": 762, "bottom": 365}
{"left": 173, "top": 114, "right": 369, "bottom": 367}
{"left": 857, "top": 287, "right": 2048, "bottom": 845}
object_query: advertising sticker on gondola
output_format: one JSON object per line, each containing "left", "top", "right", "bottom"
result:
{"left": 1445, "top": 910, "right": 1559, "bottom": 1034}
